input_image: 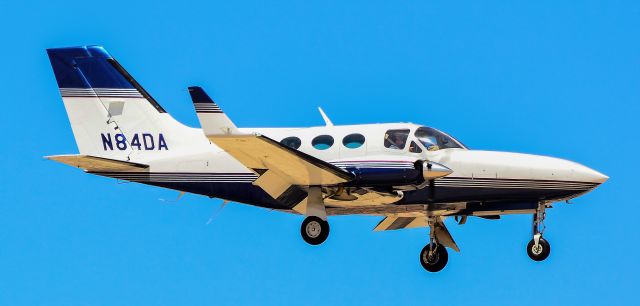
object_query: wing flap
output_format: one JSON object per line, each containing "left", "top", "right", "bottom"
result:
{"left": 46, "top": 154, "right": 149, "bottom": 172}
{"left": 252, "top": 169, "right": 292, "bottom": 198}
{"left": 373, "top": 216, "right": 427, "bottom": 231}
{"left": 374, "top": 216, "right": 460, "bottom": 252}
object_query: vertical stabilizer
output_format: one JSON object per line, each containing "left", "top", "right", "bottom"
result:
{"left": 47, "top": 45, "right": 195, "bottom": 162}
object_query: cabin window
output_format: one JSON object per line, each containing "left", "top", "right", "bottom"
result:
{"left": 280, "top": 136, "right": 301, "bottom": 149}
{"left": 342, "top": 133, "right": 365, "bottom": 149}
{"left": 384, "top": 129, "right": 410, "bottom": 150}
{"left": 312, "top": 135, "right": 334, "bottom": 150}
{"left": 409, "top": 141, "right": 422, "bottom": 153}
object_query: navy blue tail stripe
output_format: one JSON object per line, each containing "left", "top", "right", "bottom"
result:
{"left": 47, "top": 45, "right": 166, "bottom": 113}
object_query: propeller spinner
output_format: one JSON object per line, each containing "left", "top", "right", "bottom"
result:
{"left": 421, "top": 161, "right": 453, "bottom": 180}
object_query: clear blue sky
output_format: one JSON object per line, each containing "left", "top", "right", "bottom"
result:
{"left": 0, "top": 1, "right": 637, "bottom": 305}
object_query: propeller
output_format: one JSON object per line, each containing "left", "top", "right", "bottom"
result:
{"left": 415, "top": 160, "right": 452, "bottom": 202}
{"left": 158, "top": 191, "right": 186, "bottom": 203}
{"left": 428, "top": 178, "right": 436, "bottom": 202}
{"left": 454, "top": 215, "right": 468, "bottom": 225}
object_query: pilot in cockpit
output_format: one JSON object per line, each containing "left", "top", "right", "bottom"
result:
{"left": 388, "top": 134, "right": 406, "bottom": 150}
{"left": 419, "top": 135, "right": 439, "bottom": 151}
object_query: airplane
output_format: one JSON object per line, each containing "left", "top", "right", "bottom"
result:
{"left": 45, "top": 45, "right": 608, "bottom": 272}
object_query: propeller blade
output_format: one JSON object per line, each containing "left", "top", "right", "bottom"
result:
{"left": 455, "top": 215, "right": 467, "bottom": 225}
{"left": 428, "top": 179, "right": 435, "bottom": 201}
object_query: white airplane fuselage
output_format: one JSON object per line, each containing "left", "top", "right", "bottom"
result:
{"left": 92, "top": 121, "right": 607, "bottom": 218}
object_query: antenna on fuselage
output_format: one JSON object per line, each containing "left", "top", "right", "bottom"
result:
{"left": 318, "top": 107, "right": 334, "bottom": 126}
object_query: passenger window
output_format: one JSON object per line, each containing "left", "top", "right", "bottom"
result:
{"left": 280, "top": 137, "right": 301, "bottom": 149}
{"left": 342, "top": 133, "right": 365, "bottom": 149}
{"left": 409, "top": 141, "right": 422, "bottom": 153}
{"left": 384, "top": 129, "right": 410, "bottom": 150}
{"left": 312, "top": 135, "right": 334, "bottom": 150}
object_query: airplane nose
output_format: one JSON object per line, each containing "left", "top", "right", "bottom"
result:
{"left": 574, "top": 165, "right": 609, "bottom": 184}
{"left": 429, "top": 150, "right": 609, "bottom": 186}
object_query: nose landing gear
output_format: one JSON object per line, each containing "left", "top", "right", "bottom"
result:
{"left": 527, "top": 234, "right": 550, "bottom": 261}
{"left": 527, "top": 203, "right": 551, "bottom": 261}
{"left": 419, "top": 217, "right": 453, "bottom": 272}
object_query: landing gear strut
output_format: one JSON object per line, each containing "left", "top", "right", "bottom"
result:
{"left": 419, "top": 217, "right": 449, "bottom": 272}
{"left": 527, "top": 203, "right": 551, "bottom": 261}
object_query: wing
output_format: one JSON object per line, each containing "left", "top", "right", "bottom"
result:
{"left": 209, "top": 134, "right": 354, "bottom": 197}
{"left": 187, "top": 86, "right": 354, "bottom": 199}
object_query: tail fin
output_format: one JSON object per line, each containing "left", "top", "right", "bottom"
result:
{"left": 47, "top": 45, "right": 194, "bottom": 161}
{"left": 188, "top": 86, "right": 239, "bottom": 135}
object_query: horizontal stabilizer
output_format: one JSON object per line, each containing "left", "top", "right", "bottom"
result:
{"left": 46, "top": 154, "right": 148, "bottom": 172}
{"left": 209, "top": 134, "right": 353, "bottom": 197}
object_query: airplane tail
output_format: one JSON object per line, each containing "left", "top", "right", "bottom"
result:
{"left": 47, "top": 46, "right": 196, "bottom": 162}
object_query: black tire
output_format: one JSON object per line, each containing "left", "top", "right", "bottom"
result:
{"left": 527, "top": 237, "right": 551, "bottom": 261}
{"left": 420, "top": 243, "right": 448, "bottom": 272}
{"left": 301, "top": 216, "right": 330, "bottom": 245}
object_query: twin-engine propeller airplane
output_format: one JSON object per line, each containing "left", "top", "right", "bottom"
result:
{"left": 46, "top": 46, "right": 608, "bottom": 272}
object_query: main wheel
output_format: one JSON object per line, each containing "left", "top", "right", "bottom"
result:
{"left": 420, "top": 243, "right": 448, "bottom": 272}
{"left": 527, "top": 237, "right": 551, "bottom": 261}
{"left": 301, "top": 216, "right": 330, "bottom": 245}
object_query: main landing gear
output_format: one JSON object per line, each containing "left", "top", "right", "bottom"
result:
{"left": 420, "top": 241, "right": 448, "bottom": 272}
{"left": 527, "top": 203, "right": 551, "bottom": 261}
{"left": 301, "top": 216, "right": 330, "bottom": 245}
{"left": 298, "top": 187, "right": 330, "bottom": 245}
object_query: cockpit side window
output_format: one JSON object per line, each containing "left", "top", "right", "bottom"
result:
{"left": 384, "top": 129, "right": 410, "bottom": 150}
{"left": 415, "top": 127, "right": 466, "bottom": 150}
{"left": 409, "top": 141, "right": 422, "bottom": 153}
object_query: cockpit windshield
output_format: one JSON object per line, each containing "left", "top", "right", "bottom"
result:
{"left": 415, "top": 127, "right": 467, "bottom": 150}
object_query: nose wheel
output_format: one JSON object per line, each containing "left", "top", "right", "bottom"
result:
{"left": 301, "top": 216, "right": 330, "bottom": 245}
{"left": 527, "top": 234, "right": 551, "bottom": 261}
{"left": 527, "top": 203, "right": 551, "bottom": 261}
